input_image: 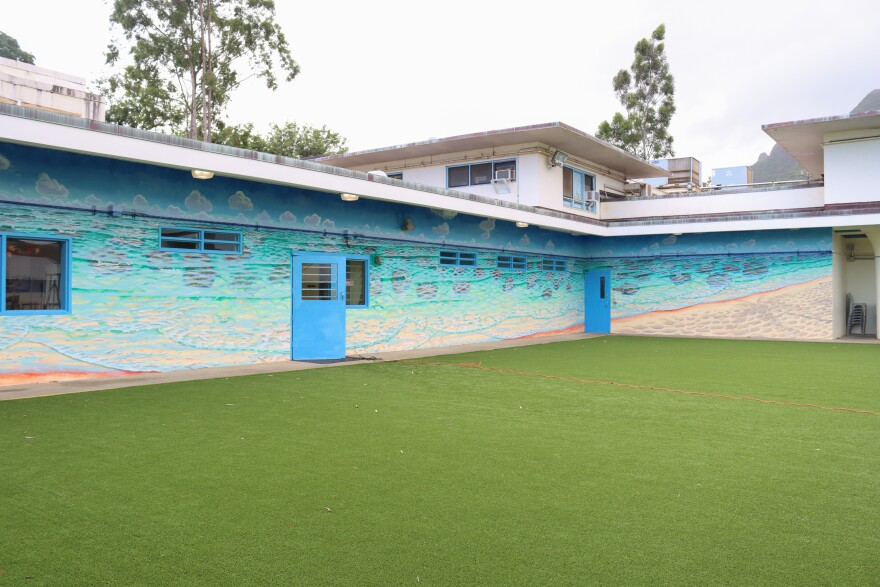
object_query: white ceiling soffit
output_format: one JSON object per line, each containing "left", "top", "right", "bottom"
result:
{"left": 763, "top": 110, "right": 880, "bottom": 177}
{"left": 316, "top": 122, "right": 671, "bottom": 180}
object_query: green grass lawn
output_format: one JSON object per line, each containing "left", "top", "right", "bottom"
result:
{"left": 1, "top": 336, "right": 878, "bottom": 585}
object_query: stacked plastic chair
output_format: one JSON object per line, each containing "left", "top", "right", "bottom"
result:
{"left": 846, "top": 294, "right": 868, "bottom": 335}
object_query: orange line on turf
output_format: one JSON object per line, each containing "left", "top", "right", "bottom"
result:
{"left": 404, "top": 360, "right": 880, "bottom": 416}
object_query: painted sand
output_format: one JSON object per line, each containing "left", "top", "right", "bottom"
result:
{"left": 613, "top": 276, "right": 833, "bottom": 340}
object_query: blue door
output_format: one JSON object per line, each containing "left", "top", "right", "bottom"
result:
{"left": 585, "top": 269, "right": 611, "bottom": 333}
{"left": 291, "top": 253, "right": 346, "bottom": 360}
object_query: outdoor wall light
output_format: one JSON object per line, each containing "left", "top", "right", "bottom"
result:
{"left": 191, "top": 169, "right": 214, "bottom": 180}
{"left": 401, "top": 218, "right": 415, "bottom": 231}
{"left": 516, "top": 221, "right": 529, "bottom": 228}
{"left": 340, "top": 193, "right": 360, "bottom": 202}
{"left": 549, "top": 150, "right": 568, "bottom": 168}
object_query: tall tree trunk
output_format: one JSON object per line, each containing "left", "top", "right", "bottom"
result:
{"left": 205, "top": 0, "right": 213, "bottom": 141}
{"left": 199, "top": 0, "right": 208, "bottom": 142}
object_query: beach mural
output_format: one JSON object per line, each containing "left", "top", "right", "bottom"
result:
{"left": 0, "top": 143, "right": 584, "bottom": 384}
{"left": 583, "top": 230, "right": 834, "bottom": 339}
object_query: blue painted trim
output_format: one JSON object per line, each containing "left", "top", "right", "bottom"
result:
{"left": 446, "top": 158, "right": 518, "bottom": 188}
{"left": 0, "top": 232, "right": 72, "bottom": 315}
{"left": 159, "top": 226, "right": 243, "bottom": 254}
{"left": 345, "top": 254, "right": 370, "bottom": 309}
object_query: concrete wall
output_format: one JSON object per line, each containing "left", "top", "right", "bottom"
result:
{"left": 601, "top": 185, "right": 825, "bottom": 220}
{"left": 0, "top": 56, "right": 106, "bottom": 120}
{"left": 824, "top": 137, "right": 880, "bottom": 204}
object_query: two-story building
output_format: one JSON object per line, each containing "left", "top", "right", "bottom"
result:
{"left": 0, "top": 98, "right": 878, "bottom": 385}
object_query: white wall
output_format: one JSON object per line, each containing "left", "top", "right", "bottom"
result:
{"left": 601, "top": 186, "right": 825, "bottom": 220}
{"left": 832, "top": 233, "right": 847, "bottom": 338}
{"left": 0, "top": 56, "right": 106, "bottom": 120}
{"left": 840, "top": 236, "right": 877, "bottom": 334}
{"left": 824, "top": 137, "right": 880, "bottom": 204}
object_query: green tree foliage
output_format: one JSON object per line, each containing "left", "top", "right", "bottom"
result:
{"left": 101, "top": 0, "right": 299, "bottom": 140}
{"left": 0, "top": 31, "right": 36, "bottom": 64}
{"left": 597, "top": 24, "right": 675, "bottom": 161}
{"left": 214, "top": 121, "right": 348, "bottom": 158}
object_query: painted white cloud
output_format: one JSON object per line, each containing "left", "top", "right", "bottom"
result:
{"left": 166, "top": 205, "right": 184, "bottom": 216}
{"left": 742, "top": 239, "right": 756, "bottom": 248}
{"left": 279, "top": 211, "right": 297, "bottom": 224}
{"left": 662, "top": 235, "right": 677, "bottom": 245}
{"left": 322, "top": 219, "right": 335, "bottom": 228}
{"left": 0, "top": 154, "right": 9, "bottom": 170}
{"left": 132, "top": 194, "right": 149, "bottom": 209}
{"left": 481, "top": 230, "right": 491, "bottom": 239}
{"left": 185, "top": 190, "right": 213, "bottom": 213}
{"left": 479, "top": 218, "right": 495, "bottom": 232}
{"left": 431, "top": 208, "right": 458, "bottom": 220}
{"left": 432, "top": 222, "right": 449, "bottom": 236}
{"left": 228, "top": 190, "right": 253, "bottom": 211}
{"left": 650, "top": 242, "right": 660, "bottom": 250}
{"left": 519, "top": 234, "right": 530, "bottom": 246}
{"left": 545, "top": 240, "right": 555, "bottom": 251}
{"left": 256, "top": 210, "right": 272, "bottom": 224}
{"left": 84, "top": 194, "right": 101, "bottom": 205}
{"left": 304, "top": 214, "right": 321, "bottom": 226}
{"left": 35, "top": 172, "right": 68, "bottom": 197}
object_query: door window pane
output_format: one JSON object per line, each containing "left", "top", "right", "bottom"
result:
{"left": 562, "top": 167, "right": 573, "bottom": 199}
{"left": 5, "top": 238, "right": 65, "bottom": 311}
{"left": 346, "top": 259, "right": 366, "bottom": 306}
{"left": 301, "top": 263, "right": 337, "bottom": 300}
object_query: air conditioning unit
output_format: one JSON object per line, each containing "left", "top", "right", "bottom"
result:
{"left": 585, "top": 190, "right": 600, "bottom": 214}
{"left": 494, "top": 168, "right": 513, "bottom": 181}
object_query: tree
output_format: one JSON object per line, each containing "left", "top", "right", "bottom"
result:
{"left": 0, "top": 31, "right": 36, "bottom": 64}
{"left": 597, "top": 24, "right": 675, "bottom": 161}
{"left": 214, "top": 121, "right": 348, "bottom": 159}
{"left": 101, "top": 0, "right": 299, "bottom": 141}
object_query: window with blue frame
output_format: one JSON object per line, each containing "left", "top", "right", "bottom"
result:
{"left": 439, "top": 250, "right": 477, "bottom": 266}
{"left": 447, "top": 160, "right": 517, "bottom": 188}
{"left": 562, "top": 166, "right": 597, "bottom": 210}
{"left": 542, "top": 258, "right": 567, "bottom": 272}
{"left": 160, "top": 227, "right": 242, "bottom": 254}
{"left": 497, "top": 255, "right": 526, "bottom": 270}
{"left": 1, "top": 233, "right": 72, "bottom": 314}
{"left": 346, "top": 257, "right": 370, "bottom": 308}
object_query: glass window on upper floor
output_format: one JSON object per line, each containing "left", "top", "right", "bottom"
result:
{"left": 447, "top": 160, "right": 517, "bottom": 188}
{"left": 563, "top": 166, "right": 598, "bottom": 212}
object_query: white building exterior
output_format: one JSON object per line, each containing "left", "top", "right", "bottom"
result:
{"left": 0, "top": 56, "right": 106, "bottom": 121}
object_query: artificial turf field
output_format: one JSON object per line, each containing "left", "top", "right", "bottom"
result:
{"left": 1, "top": 336, "right": 878, "bottom": 585}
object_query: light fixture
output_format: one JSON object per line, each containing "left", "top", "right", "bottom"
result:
{"left": 191, "top": 169, "right": 214, "bottom": 180}
{"left": 672, "top": 232, "right": 682, "bottom": 236}
{"left": 516, "top": 221, "right": 529, "bottom": 228}
{"left": 549, "top": 150, "right": 568, "bottom": 168}
{"left": 340, "top": 193, "right": 359, "bottom": 202}
{"left": 401, "top": 218, "right": 414, "bottom": 231}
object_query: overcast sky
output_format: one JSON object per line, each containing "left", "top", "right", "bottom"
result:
{"left": 4, "top": 0, "right": 880, "bottom": 179}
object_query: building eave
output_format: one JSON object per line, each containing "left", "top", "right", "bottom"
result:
{"left": 762, "top": 110, "right": 880, "bottom": 177}
{"left": 315, "top": 122, "right": 672, "bottom": 180}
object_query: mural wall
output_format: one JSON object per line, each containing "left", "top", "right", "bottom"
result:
{"left": 0, "top": 143, "right": 585, "bottom": 384}
{"left": 584, "top": 230, "right": 834, "bottom": 340}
